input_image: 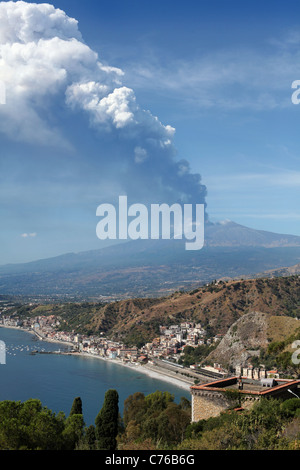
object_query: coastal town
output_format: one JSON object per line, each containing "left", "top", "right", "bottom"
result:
{"left": 0, "top": 308, "right": 282, "bottom": 385}
{"left": 0, "top": 309, "right": 228, "bottom": 376}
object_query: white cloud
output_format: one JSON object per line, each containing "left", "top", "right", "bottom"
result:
{"left": 0, "top": 0, "right": 81, "bottom": 43}
{"left": 67, "top": 84, "right": 136, "bottom": 129}
{"left": 134, "top": 146, "right": 148, "bottom": 163}
{"left": 0, "top": 1, "right": 206, "bottom": 206}
{"left": 0, "top": 1, "right": 174, "bottom": 148}
{"left": 21, "top": 232, "right": 37, "bottom": 238}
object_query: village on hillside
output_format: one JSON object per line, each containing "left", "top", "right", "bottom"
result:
{"left": 0, "top": 308, "right": 281, "bottom": 382}
{"left": 0, "top": 310, "right": 224, "bottom": 368}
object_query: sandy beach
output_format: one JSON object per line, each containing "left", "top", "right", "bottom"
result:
{"left": 68, "top": 351, "right": 193, "bottom": 391}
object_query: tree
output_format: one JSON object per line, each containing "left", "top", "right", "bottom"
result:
{"left": 85, "top": 425, "right": 97, "bottom": 450}
{"left": 144, "top": 391, "right": 174, "bottom": 413}
{"left": 62, "top": 414, "right": 85, "bottom": 450}
{"left": 280, "top": 398, "right": 300, "bottom": 418}
{"left": 0, "top": 399, "right": 66, "bottom": 450}
{"left": 75, "top": 425, "right": 97, "bottom": 450}
{"left": 95, "top": 389, "right": 119, "bottom": 450}
{"left": 179, "top": 396, "right": 191, "bottom": 411}
{"left": 29, "top": 408, "right": 66, "bottom": 450}
{"left": 123, "top": 392, "right": 146, "bottom": 427}
{"left": 70, "top": 397, "right": 83, "bottom": 416}
{"left": 121, "top": 391, "right": 191, "bottom": 449}
{"left": 157, "top": 403, "right": 191, "bottom": 445}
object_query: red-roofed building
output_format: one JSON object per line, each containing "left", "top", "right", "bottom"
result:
{"left": 190, "top": 376, "right": 300, "bottom": 422}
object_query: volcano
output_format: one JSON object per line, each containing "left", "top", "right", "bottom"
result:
{"left": 1, "top": 221, "right": 300, "bottom": 300}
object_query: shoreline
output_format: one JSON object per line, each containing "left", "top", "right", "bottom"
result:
{"left": 0, "top": 325, "right": 193, "bottom": 392}
{"left": 69, "top": 351, "right": 193, "bottom": 391}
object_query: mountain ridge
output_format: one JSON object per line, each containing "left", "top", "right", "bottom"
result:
{"left": 1, "top": 221, "right": 300, "bottom": 299}
{"left": 2, "top": 220, "right": 300, "bottom": 271}
{"left": 7, "top": 275, "right": 300, "bottom": 354}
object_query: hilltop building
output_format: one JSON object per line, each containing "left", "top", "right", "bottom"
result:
{"left": 190, "top": 376, "right": 300, "bottom": 422}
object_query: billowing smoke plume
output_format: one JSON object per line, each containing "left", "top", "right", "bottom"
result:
{"left": 0, "top": 1, "right": 207, "bottom": 209}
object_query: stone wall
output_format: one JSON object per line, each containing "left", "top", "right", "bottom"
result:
{"left": 191, "top": 390, "right": 259, "bottom": 421}
{"left": 241, "top": 396, "right": 260, "bottom": 411}
{"left": 192, "top": 391, "right": 231, "bottom": 422}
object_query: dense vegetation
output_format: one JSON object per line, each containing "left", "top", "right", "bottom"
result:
{"left": 177, "top": 344, "right": 217, "bottom": 367}
{"left": 0, "top": 391, "right": 300, "bottom": 450}
{"left": 180, "top": 398, "right": 300, "bottom": 450}
{"left": 250, "top": 326, "right": 300, "bottom": 375}
{"left": 0, "top": 398, "right": 84, "bottom": 450}
{"left": 118, "top": 391, "right": 191, "bottom": 450}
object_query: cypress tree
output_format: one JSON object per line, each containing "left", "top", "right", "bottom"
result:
{"left": 95, "top": 389, "right": 119, "bottom": 450}
{"left": 70, "top": 397, "right": 83, "bottom": 416}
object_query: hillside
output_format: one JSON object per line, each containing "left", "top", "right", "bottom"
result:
{"left": 96, "top": 275, "right": 300, "bottom": 346}
{"left": 9, "top": 275, "right": 300, "bottom": 347}
{"left": 253, "top": 262, "right": 300, "bottom": 280}
{"left": 206, "top": 312, "right": 300, "bottom": 369}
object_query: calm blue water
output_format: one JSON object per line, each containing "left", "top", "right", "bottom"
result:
{"left": 0, "top": 327, "right": 190, "bottom": 425}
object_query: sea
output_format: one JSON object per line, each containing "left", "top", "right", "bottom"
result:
{"left": 0, "top": 327, "right": 190, "bottom": 426}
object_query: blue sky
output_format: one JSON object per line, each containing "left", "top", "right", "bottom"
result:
{"left": 1, "top": 0, "right": 300, "bottom": 264}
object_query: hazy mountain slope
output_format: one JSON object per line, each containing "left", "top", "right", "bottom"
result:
{"left": 253, "top": 262, "right": 300, "bottom": 279}
{"left": 205, "top": 221, "right": 300, "bottom": 247}
{"left": 1, "top": 222, "right": 300, "bottom": 298}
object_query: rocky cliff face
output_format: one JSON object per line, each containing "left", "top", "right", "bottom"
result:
{"left": 207, "top": 312, "right": 270, "bottom": 368}
{"left": 206, "top": 311, "right": 300, "bottom": 369}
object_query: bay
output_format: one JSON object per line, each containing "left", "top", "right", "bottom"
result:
{"left": 0, "top": 327, "right": 190, "bottom": 425}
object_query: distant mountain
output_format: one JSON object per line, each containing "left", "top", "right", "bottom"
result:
{"left": 252, "top": 262, "right": 300, "bottom": 280}
{"left": 1, "top": 221, "right": 300, "bottom": 299}
{"left": 205, "top": 220, "right": 300, "bottom": 248}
